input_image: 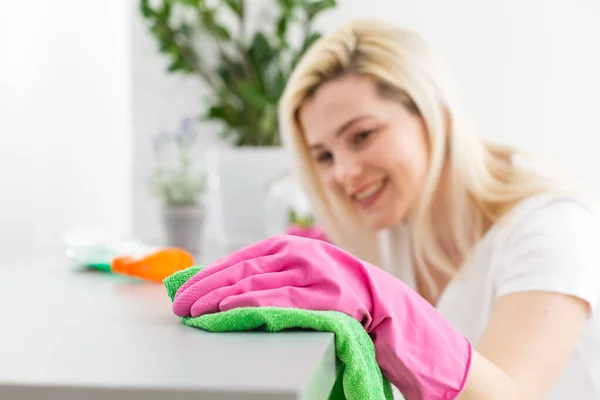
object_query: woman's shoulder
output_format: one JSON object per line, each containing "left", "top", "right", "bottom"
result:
{"left": 488, "top": 192, "right": 600, "bottom": 262}
{"left": 493, "top": 192, "right": 600, "bottom": 239}
{"left": 485, "top": 192, "right": 600, "bottom": 313}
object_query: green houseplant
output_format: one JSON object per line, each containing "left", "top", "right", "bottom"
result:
{"left": 150, "top": 116, "right": 206, "bottom": 257}
{"left": 138, "top": 0, "right": 337, "bottom": 146}
{"left": 150, "top": 116, "right": 206, "bottom": 206}
{"left": 139, "top": 0, "right": 338, "bottom": 252}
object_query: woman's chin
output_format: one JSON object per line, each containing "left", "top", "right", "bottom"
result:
{"left": 359, "top": 213, "right": 400, "bottom": 231}
{"left": 357, "top": 206, "right": 408, "bottom": 231}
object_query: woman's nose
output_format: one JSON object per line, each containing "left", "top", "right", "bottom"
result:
{"left": 333, "top": 155, "right": 363, "bottom": 185}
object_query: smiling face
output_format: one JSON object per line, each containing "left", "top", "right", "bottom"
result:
{"left": 298, "top": 74, "right": 430, "bottom": 230}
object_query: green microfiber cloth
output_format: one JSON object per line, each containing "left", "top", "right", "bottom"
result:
{"left": 163, "top": 265, "right": 394, "bottom": 400}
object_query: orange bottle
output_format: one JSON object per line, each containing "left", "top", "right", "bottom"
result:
{"left": 111, "top": 247, "right": 195, "bottom": 282}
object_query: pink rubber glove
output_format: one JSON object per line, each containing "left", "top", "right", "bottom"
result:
{"left": 172, "top": 235, "right": 471, "bottom": 399}
{"left": 285, "top": 224, "right": 331, "bottom": 243}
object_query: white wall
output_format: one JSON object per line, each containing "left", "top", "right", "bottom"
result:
{"left": 0, "top": 0, "right": 597, "bottom": 263}
{"left": 0, "top": 1, "right": 133, "bottom": 263}
{"left": 131, "top": 0, "right": 600, "bottom": 247}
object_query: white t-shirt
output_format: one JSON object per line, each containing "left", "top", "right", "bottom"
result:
{"left": 379, "top": 194, "right": 600, "bottom": 399}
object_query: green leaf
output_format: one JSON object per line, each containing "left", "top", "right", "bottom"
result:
{"left": 265, "top": 68, "right": 287, "bottom": 102}
{"left": 159, "top": 37, "right": 180, "bottom": 54}
{"left": 178, "top": 23, "right": 194, "bottom": 39}
{"left": 159, "top": 37, "right": 170, "bottom": 51}
{"left": 215, "top": 60, "right": 246, "bottom": 83}
{"left": 258, "top": 105, "right": 277, "bottom": 138}
{"left": 277, "top": 0, "right": 295, "bottom": 10}
{"left": 235, "top": 81, "right": 271, "bottom": 109}
{"left": 203, "top": 101, "right": 244, "bottom": 129}
{"left": 276, "top": 15, "right": 288, "bottom": 43}
{"left": 150, "top": 21, "right": 165, "bottom": 36}
{"left": 139, "top": 0, "right": 154, "bottom": 18}
{"left": 289, "top": 209, "right": 315, "bottom": 227}
{"left": 215, "top": 25, "right": 232, "bottom": 40}
{"left": 206, "top": 105, "right": 225, "bottom": 119}
{"left": 175, "top": 0, "right": 200, "bottom": 6}
{"left": 167, "top": 57, "right": 193, "bottom": 73}
{"left": 249, "top": 32, "right": 276, "bottom": 69}
{"left": 223, "top": 0, "right": 243, "bottom": 18}
{"left": 306, "top": 0, "right": 336, "bottom": 21}
{"left": 160, "top": 0, "right": 172, "bottom": 19}
{"left": 199, "top": 8, "right": 232, "bottom": 41}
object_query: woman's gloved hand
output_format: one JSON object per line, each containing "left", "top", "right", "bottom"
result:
{"left": 172, "top": 234, "right": 471, "bottom": 400}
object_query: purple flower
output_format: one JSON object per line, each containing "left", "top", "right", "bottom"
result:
{"left": 152, "top": 130, "right": 170, "bottom": 153}
{"left": 152, "top": 116, "right": 200, "bottom": 155}
{"left": 174, "top": 116, "right": 198, "bottom": 147}
{"left": 180, "top": 116, "right": 192, "bottom": 132}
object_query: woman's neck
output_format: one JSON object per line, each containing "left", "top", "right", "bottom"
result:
{"left": 417, "top": 164, "right": 492, "bottom": 303}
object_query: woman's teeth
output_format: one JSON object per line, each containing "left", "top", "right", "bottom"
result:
{"left": 354, "top": 180, "right": 385, "bottom": 201}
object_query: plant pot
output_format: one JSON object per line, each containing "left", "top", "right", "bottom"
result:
{"left": 161, "top": 205, "right": 204, "bottom": 259}
{"left": 204, "top": 145, "right": 291, "bottom": 253}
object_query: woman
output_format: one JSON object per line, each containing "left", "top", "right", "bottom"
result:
{"left": 173, "top": 19, "right": 600, "bottom": 399}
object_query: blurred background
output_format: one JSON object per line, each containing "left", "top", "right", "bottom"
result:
{"left": 0, "top": 0, "right": 599, "bottom": 266}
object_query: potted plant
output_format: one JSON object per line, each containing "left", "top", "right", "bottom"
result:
{"left": 139, "top": 0, "right": 337, "bottom": 251}
{"left": 149, "top": 116, "right": 206, "bottom": 257}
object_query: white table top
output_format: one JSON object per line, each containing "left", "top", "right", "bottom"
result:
{"left": 0, "top": 262, "right": 337, "bottom": 399}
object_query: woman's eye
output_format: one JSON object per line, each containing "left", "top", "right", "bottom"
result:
{"left": 316, "top": 151, "right": 333, "bottom": 163}
{"left": 354, "top": 130, "right": 374, "bottom": 144}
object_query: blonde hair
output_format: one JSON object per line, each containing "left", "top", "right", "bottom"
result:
{"left": 278, "top": 18, "right": 582, "bottom": 297}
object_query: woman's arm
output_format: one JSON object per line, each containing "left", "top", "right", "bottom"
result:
{"left": 458, "top": 291, "right": 591, "bottom": 400}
